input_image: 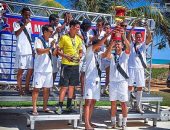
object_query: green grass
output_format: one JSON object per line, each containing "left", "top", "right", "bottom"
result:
{"left": 0, "top": 91, "right": 169, "bottom": 107}
{"left": 151, "top": 91, "right": 170, "bottom": 106}
{"left": 151, "top": 68, "right": 169, "bottom": 79}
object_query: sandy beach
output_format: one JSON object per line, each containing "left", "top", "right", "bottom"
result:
{"left": 151, "top": 64, "right": 170, "bottom": 68}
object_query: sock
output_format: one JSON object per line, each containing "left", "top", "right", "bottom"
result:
{"left": 111, "top": 116, "right": 116, "bottom": 125}
{"left": 122, "top": 117, "right": 127, "bottom": 126}
{"left": 136, "top": 91, "right": 143, "bottom": 107}
{"left": 59, "top": 102, "right": 63, "bottom": 108}
{"left": 128, "top": 90, "right": 132, "bottom": 101}
{"left": 67, "top": 98, "right": 72, "bottom": 108}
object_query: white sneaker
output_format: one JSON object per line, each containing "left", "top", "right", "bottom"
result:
{"left": 107, "top": 124, "right": 116, "bottom": 129}
{"left": 136, "top": 106, "right": 144, "bottom": 114}
{"left": 122, "top": 125, "right": 127, "bottom": 130}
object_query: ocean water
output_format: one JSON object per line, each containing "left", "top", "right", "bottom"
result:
{"left": 152, "top": 59, "right": 170, "bottom": 64}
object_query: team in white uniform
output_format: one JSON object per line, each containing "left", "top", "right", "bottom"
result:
{"left": 84, "top": 31, "right": 111, "bottom": 130}
{"left": 103, "top": 29, "right": 130, "bottom": 129}
{"left": 32, "top": 24, "right": 55, "bottom": 115}
{"left": 13, "top": 7, "right": 34, "bottom": 95}
{"left": 127, "top": 23, "right": 152, "bottom": 114}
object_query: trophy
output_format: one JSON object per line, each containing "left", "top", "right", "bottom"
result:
{"left": 137, "top": 18, "right": 148, "bottom": 27}
{"left": 70, "top": 52, "right": 80, "bottom": 63}
{"left": 111, "top": 6, "right": 127, "bottom": 24}
{"left": 71, "top": 56, "right": 80, "bottom": 63}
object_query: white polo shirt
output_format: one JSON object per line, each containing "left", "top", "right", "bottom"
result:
{"left": 88, "top": 29, "right": 106, "bottom": 45}
{"left": 13, "top": 22, "right": 33, "bottom": 55}
{"left": 128, "top": 43, "right": 148, "bottom": 69}
{"left": 34, "top": 38, "right": 53, "bottom": 73}
{"left": 110, "top": 51, "right": 129, "bottom": 82}
{"left": 85, "top": 46, "right": 102, "bottom": 82}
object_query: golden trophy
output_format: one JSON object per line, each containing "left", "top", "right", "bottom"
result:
{"left": 111, "top": 5, "right": 127, "bottom": 24}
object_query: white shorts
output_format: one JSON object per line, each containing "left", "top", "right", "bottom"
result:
{"left": 84, "top": 78, "right": 101, "bottom": 100}
{"left": 109, "top": 81, "right": 128, "bottom": 102}
{"left": 15, "top": 55, "right": 33, "bottom": 69}
{"left": 128, "top": 68, "right": 145, "bottom": 87}
{"left": 33, "top": 72, "right": 53, "bottom": 88}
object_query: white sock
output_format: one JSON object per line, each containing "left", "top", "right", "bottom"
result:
{"left": 122, "top": 117, "right": 127, "bottom": 126}
{"left": 136, "top": 91, "right": 143, "bottom": 107}
{"left": 111, "top": 116, "right": 116, "bottom": 125}
{"left": 128, "top": 91, "right": 132, "bottom": 101}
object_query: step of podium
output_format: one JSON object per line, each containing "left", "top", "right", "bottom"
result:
{"left": 26, "top": 111, "right": 80, "bottom": 130}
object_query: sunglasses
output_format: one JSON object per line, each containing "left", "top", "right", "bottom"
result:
{"left": 121, "top": 25, "right": 127, "bottom": 27}
{"left": 104, "top": 27, "right": 110, "bottom": 29}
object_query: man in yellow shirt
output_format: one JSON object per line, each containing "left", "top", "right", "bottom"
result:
{"left": 54, "top": 20, "right": 82, "bottom": 114}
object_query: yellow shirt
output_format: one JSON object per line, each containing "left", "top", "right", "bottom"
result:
{"left": 59, "top": 34, "right": 82, "bottom": 65}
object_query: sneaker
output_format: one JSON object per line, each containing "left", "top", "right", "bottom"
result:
{"left": 103, "top": 90, "right": 109, "bottom": 95}
{"left": 136, "top": 106, "right": 144, "bottom": 114}
{"left": 55, "top": 107, "right": 63, "bottom": 115}
{"left": 122, "top": 125, "right": 127, "bottom": 130}
{"left": 107, "top": 124, "right": 116, "bottom": 129}
{"left": 65, "top": 107, "right": 77, "bottom": 114}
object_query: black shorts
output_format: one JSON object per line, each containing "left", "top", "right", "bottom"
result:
{"left": 59, "top": 64, "right": 79, "bottom": 87}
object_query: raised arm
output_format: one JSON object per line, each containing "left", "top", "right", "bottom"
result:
{"left": 101, "top": 40, "right": 115, "bottom": 59}
{"left": 92, "top": 32, "right": 111, "bottom": 51}
{"left": 145, "top": 26, "right": 152, "bottom": 45}
{"left": 122, "top": 32, "right": 130, "bottom": 54}
{"left": 127, "top": 21, "right": 137, "bottom": 43}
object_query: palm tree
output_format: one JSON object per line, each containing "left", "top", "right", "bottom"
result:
{"left": 32, "top": 0, "right": 64, "bottom": 8}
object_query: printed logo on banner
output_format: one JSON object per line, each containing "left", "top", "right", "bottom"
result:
{"left": 12, "top": 63, "right": 17, "bottom": 68}
{"left": 1, "top": 45, "right": 12, "bottom": 51}
{"left": 11, "top": 69, "right": 17, "bottom": 74}
{"left": 1, "top": 34, "right": 12, "bottom": 40}
{"left": 0, "top": 63, "right": 11, "bottom": 68}
{"left": 1, "top": 39, "right": 13, "bottom": 45}
{"left": 11, "top": 75, "right": 17, "bottom": 80}
{"left": 0, "top": 69, "right": 10, "bottom": 74}
{"left": 13, "top": 35, "right": 17, "bottom": 40}
{"left": 12, "top": 58, "right": 15, "bottom": 63}
{"left": 1, "top": 51, "right": 11, "bottom": 57}
{"left": 13, "top": 41, "right": 16, "bottom": 46}
{"left": 12, "top": 51, "right": 16, "bottom": 57}
{"left": 0, "top": 74, "right": 10, "bottom": 80}
{"left": 0, "top": 57, "right": 11, "bottom": 62}
{"left": 12, "top": 46, "right": 16, "bottom": 51}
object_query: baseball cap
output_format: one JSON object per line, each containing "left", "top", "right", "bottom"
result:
{"left": 82, "top": 19, "right": 91, "bottom": 27}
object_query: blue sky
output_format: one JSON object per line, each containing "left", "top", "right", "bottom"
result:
{"left": 56, "top": 0, "right": 170, "bottom": 61}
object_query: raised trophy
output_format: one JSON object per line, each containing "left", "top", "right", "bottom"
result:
{"left": 111, "top": 6, "right": 127, "bottom": 40}
{"left": 111, "top": 5, "right": 127, "bottom": 24}
{"left": 137, "top": 18, "right": 148, "bottom": 27}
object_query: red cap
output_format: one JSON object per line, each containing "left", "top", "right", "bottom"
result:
{"left": 111, "top": 33, "right": 122, "bottom": 41}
